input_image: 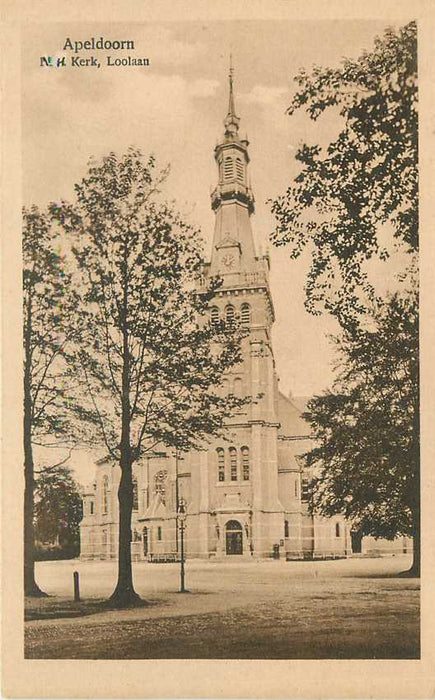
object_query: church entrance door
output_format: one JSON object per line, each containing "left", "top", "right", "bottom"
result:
{"left": 225, "top": 520, "right": 243, "bottom": 555}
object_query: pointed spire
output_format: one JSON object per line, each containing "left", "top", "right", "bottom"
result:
{"left": 224, "top": 54, "right": 240, "bottom": 138}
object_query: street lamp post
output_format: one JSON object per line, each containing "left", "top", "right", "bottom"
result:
{"left": 173, "top": 450, "right": 184, "bottom": 553}
{"left": 177, "top": 498, "right": 188, "bottom": 593}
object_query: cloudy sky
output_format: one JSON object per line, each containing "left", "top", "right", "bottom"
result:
{"left": 22, "top": 19, "right": 405, "bottom": 484}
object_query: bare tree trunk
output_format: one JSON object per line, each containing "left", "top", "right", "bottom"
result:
{"left": 109, "top": 461, "right": 141, "bottom": 606}
{"left": 24, "top": 303, "right": 46, "bottom": 597}
{"left": 24, "top": 428, "right": 46, "bottom": 596}
{"left": 405, "top": 407, "right": 420, "bottom": 577}
{"left": 409, "top": 519, "right": 420, "bottom": 577}
{"left": 109, "top": 273, "right": 141, "bottom": 607}
{"left": 408, "top": 402, "right": 421, "bottom": 577}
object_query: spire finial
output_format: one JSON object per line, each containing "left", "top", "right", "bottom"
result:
{"left": 228, "top": 53, "right": 235, "bottom": 116}
{"left": 224, "top": 54, "right": 240, "bottom": 137}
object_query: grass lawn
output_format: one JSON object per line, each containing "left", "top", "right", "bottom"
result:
{"left": 25, "top": 555, "right": 419, "bottom": 659}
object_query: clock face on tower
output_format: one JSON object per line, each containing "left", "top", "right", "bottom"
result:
{"left": 222, "top": 253, "right": 235, "bottom": 269}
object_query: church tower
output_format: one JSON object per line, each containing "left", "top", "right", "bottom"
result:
{"left": 209, "top": 57, "right": 256, "bottom": 276}
{"left": 80, "top": 62, "right": 353, "bottom": 563}
{"left": 199, "top": 60, "right": 285, "bottom": 557}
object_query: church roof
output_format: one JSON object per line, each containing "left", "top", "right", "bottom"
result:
{"left": 277, "top": 391, "right": 311, "bottom": 438}
{"left": 290, "top": 396, "right": 311, "bottom": 413}
{"left": 140, "top": 493, "right": 167, "bottom": 521}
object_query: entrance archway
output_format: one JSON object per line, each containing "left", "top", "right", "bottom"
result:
{"left": 225, "top": 520, "right": 243, "bottom": 555}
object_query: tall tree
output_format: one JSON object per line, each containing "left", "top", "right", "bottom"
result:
{"left": 54, "top": 149, "right": 248, "bottom": 607}
{"left": 303, "top": 286, "right": 419, "bottom": 574}
{"left": 270, "top": 23, "right": 419, "bottom": 573}
{"left": 23, "top": 207, "right": 76, "bottom": 595}
{"left": 34, "top": 465, "right": 83, "bottom": 556}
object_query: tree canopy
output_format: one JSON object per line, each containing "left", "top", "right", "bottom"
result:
{"left": 271, "top": 21, "right": 417, "bottom": 326}
{"left": 23, "top": 206, "right": 76, "bottom": 444}
{"left": 34, "top": 465, "right": 83, "bottom": 556}
{"left": 303, "top": 286, "right": 418, "bottom": 542}
{"left": 54, "top": 150, "right": 247, "bottom": 460}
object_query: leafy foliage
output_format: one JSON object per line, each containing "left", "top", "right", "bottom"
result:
{"left": 52, "top": 149, "right": 248, "bottom": 460}
{"left": 271, "top": 22, "right": 417, "bottom": 325}
{"left": 34, "top": 466, "right": 83, "bottom": 555}
{"left": 23, "top": 206, "right": 77, "bottom": 441}
{"left": 302, "top": 286, "right": 419, "bottom": 540}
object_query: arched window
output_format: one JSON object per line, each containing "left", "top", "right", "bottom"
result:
{"left": 210, "top": 306, "right": 219, "bottom": 324}
{"left": 217, "top": 448, "right": 225, "bottom": 482}
{"left": 226, "top": 519, "right": 242, "bottom": 530}
{"left": 294, "top": 478, "right": 299, "bottom": 498}
{"left": 229, "top": 447, "right": 238, "bottom": 481}
{"left": 233, "top": 377, "right": 243, "bottom": 397}
{"left": 223, "top": 156, "right": 233, "bottom": 181}
{"left": 235, "top": 157, "right": 244, "bottom": 182}
{"left": 157, "top": 526, "right": 162, "bottom": 541}
{"left": 132, "top": 476, "right": 138, "bottom": 511}
{"left": 241, "top": 303, "right": 251, "bottom": 326}
{"left": 335, "top": 522, "right": 341, "bottom": 538}
{"left": 90, "top": 500, "right": 94, "bottom": 515}
{"left": 241, "top": 446, "right": 250, "bottom": 481}
{"left": 225, "top": 304, "right": 235, "bottom": 325}
{"left": 284, "top": 520, "right": 289, "bottom": 538}
{"left": 102, "top": 475, "right": 109, "bottom": 515}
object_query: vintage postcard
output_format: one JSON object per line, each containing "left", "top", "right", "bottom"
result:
{"left": 2, "top": 0, "right": 435, "bottom": 697}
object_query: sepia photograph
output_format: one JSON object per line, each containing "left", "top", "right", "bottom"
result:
{"left": 4, "top": 4, "right": 435, "bottom": 696}
{"left": 19, "top": 16, "right": 421, "bottom": 662}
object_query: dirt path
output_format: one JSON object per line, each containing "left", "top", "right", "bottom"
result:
{"left": 25, "top": 556, "right": 419, "bottom": 659}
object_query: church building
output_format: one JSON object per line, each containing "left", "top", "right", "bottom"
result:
{"left": 79, "top": 67, "right": 352, "bottom": 562}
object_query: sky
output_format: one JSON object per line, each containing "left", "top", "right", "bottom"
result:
{"left": 22, "top": 19, "right": 405, "bottom": 485}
